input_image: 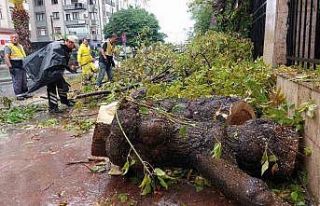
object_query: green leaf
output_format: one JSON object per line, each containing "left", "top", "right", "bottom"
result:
{"left": 268, "top": 154, "right": 278, "bottom": 162}
{"left": 194, "top": 176, "right": 209, "bottom": 192}
{"left": 154, "top": 168, "right": 166, "bottom": 177}
{"left": 141, "top": 182, "right": 152, "bottom": 196}
{"left": 261, "top": 159, "right": 269, "bottom": 176}
{"left": 139, "top": 174, "right": 152, "bottom": 195}
{"left": 122, "top": 160, "right": 130, "bottom": 175}
{"left": 179, "top": 126, "right": 188, "bottom": 138}
{"left": 211, "top": 142, "right": 222, "bottom": 159}
{"left": 291, "top": 191, "right": 299, "bottom": 202}
{"left": 90, "top": 165, "right": 106, "bottom": 173}
{"left": 304, "top": 147, "right": 312, "bottom": 157}
{"left": 117, "top": 193, "right": 128, "bottom": 203}
{"left": 122, "top": 159, "right": 136, "bottom": 175}
{"left": 139, "top": 107, "right": 149, "bottom": 115}
{"left": 154, "top": 168, "right": 175, "bottom": 180}
{"left": 261, "top": 149, "right": 268, "bottom": 164}
{"left": 157, "top": 176, "right": 168, "bottom": 189}
{"left": 261, "top": 149, "right": 269, "bottom": 176}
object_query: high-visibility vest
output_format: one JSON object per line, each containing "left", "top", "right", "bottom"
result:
{"left": 7, "top": 43, "right": 26, "bottom": 60}
{"left": 77, "top": 43, "right": 93, "bottom": 66}
{"left": 104, "top": 41, "right": 114, "bottom": 56}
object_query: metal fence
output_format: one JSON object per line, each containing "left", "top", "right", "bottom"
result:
{"left": 287, "top": 0, "right": 320, "bottom": 69}
{"left": 251, "top": 0, "right": 267, "bottom": 59}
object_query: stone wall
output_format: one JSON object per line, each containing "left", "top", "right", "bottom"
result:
{"left": 277, "top": 75, "right": 320, "bottom": 203}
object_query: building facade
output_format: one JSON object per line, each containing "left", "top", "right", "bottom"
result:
{"left": 28, "top": 0, "right": 147, "bottom": 42}
{"left": 0, "top": 1, "right": 30, "bottom": 50}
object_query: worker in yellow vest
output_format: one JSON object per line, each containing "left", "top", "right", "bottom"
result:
{"left": 4, "top": 34, "right": 31, "bottom": 100}
{"left": 77, "top": 38, "right": 97, "bottom": 85}
{"left": 96, "top": 34, "right": 117, "bottom": 88}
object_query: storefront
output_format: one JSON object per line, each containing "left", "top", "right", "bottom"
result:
{"left": 0, "top": 28, "right": 15, "bottom": 51}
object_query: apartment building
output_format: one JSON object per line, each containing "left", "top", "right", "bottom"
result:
{"left": 0, "top": 1, "right": 30, "bottom": 50}
{"left": 29, "top": 0, "right": 98, "bottom": 41}
{"left": 28, "top": 0, "right": 147, "bottom": 42}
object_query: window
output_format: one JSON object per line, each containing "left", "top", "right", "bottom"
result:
{"left": 89, "top": 0, "right": 95, "bottom": 5}
{"left": 89, "top": 12, "right": 96, "bottom": 20}
{"left": 52, "top": 12, "right": 59, "bottom": 19}
{"left": 51, "top": 0, "right": 58, "bottom": 4}
{"left": 35, "top": 13, "right": 45, "bottom": 21}
{"left": 37, "top": 27, "right": 47, "bottom": 36}
{"left": 54, "top": 27, "right": 61, "bottom": 34}
{"left": 35, "top": 0, "right": 44, "bottom": 6}
{"left": 0, "top": 8, "right": 3, "bottom": 19}
{"left": 71, "top": 0, "right": 78, "bottom": 3}
{"left": 72, "top": 12, "right": 79, "bottom": 20}
{"left": 66, "top": 13, "right": 71, "bottom": 21}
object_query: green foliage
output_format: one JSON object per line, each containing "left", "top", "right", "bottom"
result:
{"left": 139, "top": 107, "right": 149, "bottom": 115}
{"left": 104, "top": 7, "right": 165, "bottom": 47}
{"left": 122, "top": 159, "right": 136, "bottom": 175}
{"left": 64, "top": 118, "right": 95, "bottom": 135}
{"left": 117, "top": 193, "right": 128, "bottom": 203}
{"left": 0, "top": 105, "right": 39, "bottom": 124}
{"left": 126, "top": 167, "right": 175, "bottom": 195}
{"left": 260, "top": 147, "right": 278, "bottom": 176}
{"left": 188, "top": 0, "right": 213, "bottom": 33}
{"left": 139, "top": 174, "right": 153, "bottom": 195}
{"left": 304, "top": 147, "right": 312, "bottom": 157}
{"left": 38, "top": 118, "right": 59, "bottom": 128}
{"left": 120, "top": 31, "right": 271, "bottom": 106}
{"left": 188, "top": 0, "right": 253, "bottom": 37}
{"left": 263, "top": 101, "right": 317, "bottom": 132}
{"left": 194, "top": 176, "right": 211, "bottom": 192}
{"left": 89, "top": 162, "right": 107, "bottom": 173}
{"left": 179, "top": 126, "right": 188, "bottom": 139}
{"left": 214, "top": 0, "right": 252, "bottom": 37}
{"left": 271, "top": 171, "right": 308, "bottom": 206}
{"left": 211, "top": 142, "right": 222, "bottom": 159}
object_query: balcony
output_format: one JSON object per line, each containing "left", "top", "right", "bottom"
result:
{"left": 105, "top": 0, "right": 115, "bottom": 7}
{"left": 65, "top": 19, "right": 87, "bottom": 27}
{"left": 88, "top": 4, "right": 97, "bottom": 12}
{"left": 35, "top": 20, "right": 48, "bottom": 27}
{"left": 90, "top": 20, "right": 97, "bottom": 25}
{"left": 64, "top": 3, "right": 87, "bottom": 10}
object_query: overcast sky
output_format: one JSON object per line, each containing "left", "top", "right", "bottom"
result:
{"left": 146, "top": 0, "right": 194, "bottom": 44}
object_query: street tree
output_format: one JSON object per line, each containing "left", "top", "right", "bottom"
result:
{"left": 9, "top": 0, "right": 32, "bottom": 53}
{"left": 189, "top": 0, "right": 252, "bottom": 37}
{"left": 104, "top": 7, "right": 165, "bottom": 48}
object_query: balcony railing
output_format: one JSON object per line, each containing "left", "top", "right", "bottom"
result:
{"left": 65, "top": 19, "right": 87, "bottom": 26}
{"left": 105, "top": 0, "right": 115, "bottom": 7}
{"left": 90, "top": 20, "right": 97, "bottom": 25}
{"left": 64, "top": 3, "right": 87, "bottom": 10}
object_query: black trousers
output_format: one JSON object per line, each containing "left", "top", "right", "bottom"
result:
{"left": 10, "top": 60, "right": 28, "bottom": 96}
{"left": 47, "top": 77, "right": 69, "bottom": 109}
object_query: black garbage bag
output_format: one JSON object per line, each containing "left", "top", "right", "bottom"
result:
{"left": 23, "top": 41, "right": 71, "bottom": 93}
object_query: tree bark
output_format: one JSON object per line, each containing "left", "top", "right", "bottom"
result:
{"left": 92, "top": 96, "right": 256, "bottom": 157}
{"left": 95, "top": 99, "right": 299, "bottom": 205}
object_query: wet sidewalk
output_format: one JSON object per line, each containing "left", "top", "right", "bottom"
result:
{"left": 0, "top": 123, "right": 234, "bottom": 206}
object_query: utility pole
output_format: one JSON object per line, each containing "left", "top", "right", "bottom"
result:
{"left": 111, "top": 0, "right": 113, "bottom": 14}
{"left": 50, "top": 15, "right": 54, "bottom": 40}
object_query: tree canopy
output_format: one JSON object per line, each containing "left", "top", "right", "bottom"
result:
{"left": 189, "top": 0, "right": 252, "bottom": 37}
{"left": 104, "top": 7, "right": 165, "bottom": 47}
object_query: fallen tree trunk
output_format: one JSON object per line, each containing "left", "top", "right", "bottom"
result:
{"left": 94, "top": 99, "right": 299, "bottom": 205}
{"left": 150, "top": 96, "right": 256, "bottom": 125}
{"left": 92, "top": 96, "right": 256, "bottom": 157}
